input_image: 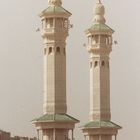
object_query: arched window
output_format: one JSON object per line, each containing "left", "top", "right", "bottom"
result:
{"left": 108, "top": 36, "right": 112, "bottom": 44}
{"left": 94, "top": 61, "right": 98, "bottom": 67}
{"left": 49, "top": 18, "right": 53, "bottom": 27}
{"left": 57, "top": 18, "right": 62, "bottom": 28}
{"left": 45, "top": 19, "right": 49, "bottom": 28}
{"left": 101, "top": 61, "right": 105, "bottom": 66}
{"left": 48, "top": 47, "right": 52, "bottom": 54}
{"left": 56, "top": 47, "right": 60, "bottom": 53}
{"left": 92, "top": 35, "right": 96, "bottom": 45}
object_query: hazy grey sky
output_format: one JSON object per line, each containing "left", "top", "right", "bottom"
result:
{"left": 0, "top": 0, "right": 140, "bottom": 140}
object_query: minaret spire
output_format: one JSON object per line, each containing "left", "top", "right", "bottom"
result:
{"left": 81, "top": 0, "right": 122, "bottom": 140}
{"left": 48, "top": 0, "right": 62, "bottom": 6}
{"left": 93, "top": 0, "right": 106, "bottom": 24}
{"left": 97, "top": 0, "right": 101, "bottom": 4}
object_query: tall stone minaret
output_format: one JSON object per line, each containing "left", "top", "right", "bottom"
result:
{"left": 82, "top": 1, "right": 121, "bottom": 140}
{"left": 32, "top": 0, "right": 79, "bottom": 140}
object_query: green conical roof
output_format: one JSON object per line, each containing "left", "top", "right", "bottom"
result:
{"left": 81, "top": 120, "right": 122, "bottom": 129}
{"left": 32, "top": 114, "right": 79, "bottom": 123}
{"left": 40, "top": 6, "right": 71, "bottom": 17}
{"left": 88, "top": 23, "right": 114, "bottom": 32}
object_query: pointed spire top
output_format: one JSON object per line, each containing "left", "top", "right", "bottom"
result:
{"left": 93, "top": 0, "right": 106, "bottom": 24}
{"left": 48, "top": 0, "right": 62, "bottom": 6}
{"left": 97, "top": 0, "right": 102, "bottom": 4}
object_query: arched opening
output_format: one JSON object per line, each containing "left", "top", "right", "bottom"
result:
{"left": 56, "top": 18, "right": 62, "bottom": 28}
{"left": 88, "top": 37, "right": 91, "bottom": 45}
{"left": 94, "top": 61, "right": 98, "bottom": 67}
{"left": 56, "top": 47, "right": 60, "bottom": 53}
{"left": 49, "top": 18, "right": 53, "bottom": 27}
{"left": 94, "top": 35, "right": 98, "bottom": 44}
{"left": 48, "top": 47, "right": 52, "bottom": 54}
{"left": 108, "top": 36, "right": 112, "bottom": 44}
{"left": 46, "top": 19, "right": 50, "bottom": 28}
{"left": 101, "top": 61, "right": 105, "bottom": 66}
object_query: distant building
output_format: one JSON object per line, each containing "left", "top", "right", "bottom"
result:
{"left": 0, "top": 130, "right": 36, "bottom": 140}
{"left": 0, "top": 130, "right": 10, "bottom": 140}
{"left": 11, "top": 136, "right": 37, "bottom": 140}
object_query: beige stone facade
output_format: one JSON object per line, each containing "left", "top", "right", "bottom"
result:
{"left": 32, "top": 0, "right": 79, "bottom": 140}
{"left": 41, "top": 0, "right": 71, "bottom": 115}
{"left": 0, "top": 130, "right": 36, "bottom": 140}
{"left": 32, "top": 0, "right": 121, "bottom": 140}
{"left": 0, "top": 130, "right": 10, "bottom": 140}
{"left": 81, "top": 0, "right": 121, "bottom": 140}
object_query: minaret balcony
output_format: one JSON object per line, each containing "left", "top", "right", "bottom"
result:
{"left": 87, "top": 44, "right": 112, "bottom": 54}
{"left": 41, "top": 28, "right": 68, "bottom": 36}
{"left": 87, "top": 43, "right": 112, "bottom": 48}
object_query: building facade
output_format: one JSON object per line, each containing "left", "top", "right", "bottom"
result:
{"left": 81, "top": 0, "right": 121, "bottom": 140}
{"left": 0, "top": 130, "right": 36, "bottom": 140}
{"left": 0, "top": 130, "right": 10, "bottom": 140}
{"left": 32, "top": 0, "right": 79, "bottom": 140}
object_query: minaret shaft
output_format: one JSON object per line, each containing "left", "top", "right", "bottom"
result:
{"left": 90, "top": 56, "right": 111, "bottom": 121}
{"left": 43, "top": 43, "right": 67, "bottom": 114}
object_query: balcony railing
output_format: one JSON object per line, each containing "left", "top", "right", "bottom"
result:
{"left": 42, "top": 28, "right": 68, "bottom": 33}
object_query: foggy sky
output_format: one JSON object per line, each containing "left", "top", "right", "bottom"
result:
{"left": 0, "top": 0, "right": 140, "bottom": 140}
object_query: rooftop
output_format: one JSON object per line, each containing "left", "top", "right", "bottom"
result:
{"left": 32, "top": 114, "right": 79, "bottom": 123}
{"left": 82, "top": 121, "right": 122, "bottom": 129}
{"left": 40, "top": 5, "right": 71, "bottom": 17}
{"left": 88, "top": 23, "right": 114, "bottom": 33}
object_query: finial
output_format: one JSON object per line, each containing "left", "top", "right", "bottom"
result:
{"left": 93, "top": 0, "right": 106, "bottom": 24}
{"left": 97, "top": 0, "right": 101, "bottom": 4}
{"left": 48, "top": 0, "right": 62, "bottom": 6}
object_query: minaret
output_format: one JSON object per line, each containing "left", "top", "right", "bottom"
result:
{"left": 82, "top": 0, "right": 121, "bottom": 140}
{"left": 32, "top": 0, "right": 79, "bottom": 140}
